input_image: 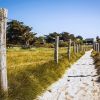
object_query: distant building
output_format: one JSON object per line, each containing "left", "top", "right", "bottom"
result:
{"left": 84, "top": 38, "right": 94, "bottom": 44}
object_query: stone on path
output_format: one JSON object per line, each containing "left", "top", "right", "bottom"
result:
{"left": 36, "top": 50, "right": 100, "bottom": 100}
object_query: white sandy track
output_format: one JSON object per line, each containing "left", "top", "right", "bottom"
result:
{"left": 36, "top": 50, "right": 100, "bottom": 100}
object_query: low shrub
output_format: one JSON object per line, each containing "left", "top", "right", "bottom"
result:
{"left": 43, "top": 43, "right": 54, "bottom": 48}
{"left": 59, "top": 41, "right": 68, "bottom": 47}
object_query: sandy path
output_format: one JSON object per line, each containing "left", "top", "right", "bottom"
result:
{"left": 37, "top": 50, "right": 100, "bottom": 100}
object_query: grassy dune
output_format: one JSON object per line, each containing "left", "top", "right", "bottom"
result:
{"left": 92, "top": 51, "right": 100, "bottom": 82}
{"left": 0, "top": 47, "right": 84, "bottom": 100}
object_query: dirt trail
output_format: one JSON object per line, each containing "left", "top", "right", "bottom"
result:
{"left": 37, "top": 50, "right": 100, "bottom": 100}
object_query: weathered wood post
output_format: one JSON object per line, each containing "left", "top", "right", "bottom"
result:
{"left": 0, "top": 8, "right": 8, "bottom": 93}
{"left": 54, "top": 36, "right": 59, "bottom": 64}
{"left": 76, "top": 44, "right": 77, "bottom": 53}
{"left": 99, "top": 42, "right": 100, "bottom": 52}
{"left": 78, "top": 44, "right": 81, "bottom": 52}
{"left": 85, "top": 43, "right": 87, "bottom": 51}
{"left": 81, "top": 44, "right": 83, "bottom": 52}
{"left": 76, "top": 44, "right": 79, "bottom": 53}
{"left": 95, "top": 43, "right": 97, "bottom": 51}
{"left": 97, "top": 43, "right": 99, "bottom": 52}
{"left": 73, "top": 42, "right": 76, "bottom": 54}
{"left": 68, "top": 39, "right": 71, "bottom": 60}
{"left": 83, "top": 44, "right": 85, "bottom": 52}
{"left": 95, "top": 43, "right": 97, "bottom": 52}
{"left": 93, "top": 42, "right": 95, "bottom": 51}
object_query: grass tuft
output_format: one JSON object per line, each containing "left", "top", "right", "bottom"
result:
{"left": 92, "top": 51, "right": 100, "bottom": 82}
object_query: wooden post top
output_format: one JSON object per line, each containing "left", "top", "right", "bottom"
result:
{"left": 0, "top": 8, "right": 8, "bottom": 19}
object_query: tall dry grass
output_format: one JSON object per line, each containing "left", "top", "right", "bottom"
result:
{"left": 0, "top": 47, "right": 84, "bottom": 100}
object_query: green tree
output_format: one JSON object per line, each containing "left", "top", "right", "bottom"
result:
{"left": 7, "top": 20, "right": 36, "bottom": 47}
{"left": 60, "top": 32, "right": 70, "bottom": 41}
{"left": 76, "top": 35, "right": 83, "bottom": 40}
{"left": 96, "top": 36, "right": 100, "bottom": 42}
{"left": 45, "top": 32, "right": 59, "bottom": 43}
{"left": 37, "top": 36, "right": 46, "bottom": 44}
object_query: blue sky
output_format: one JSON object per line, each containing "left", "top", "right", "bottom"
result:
{"left": 0, "top": 0, "right": 100, "bottom": 38}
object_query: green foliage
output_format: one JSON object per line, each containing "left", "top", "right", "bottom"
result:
{"left": 7, "top": 20, "right": 37, "bottom": 46}
{"left": 45, "top": 32, "right": 83, "bottom": 44}
{"left": 44, "top": 43, "right": 54, "bottom": 48}
{"left": 60, "top": 32, "right": 70, "bottom": 41}
{"left": 76, "top": 35, "right": 83, "bottom": 40}
{"left": 96, "top": 36, "right": 100, "bottom": 42}
{"left": 45, "top": 32, "right": 59, "bottom": 43}
{"left": 6, "top": 20, "right": 84, "bottom": 48}
{"left": 36, "top": 36, "right": 46, "bottom": 44}
{"left": 59, "top": 41, "right": 68, "bottom": 47}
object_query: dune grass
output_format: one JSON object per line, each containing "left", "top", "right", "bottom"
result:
{"left": 0, "top": 47, "right": 84, "bottom": 100}
{"left": 92, "top": 51, "right": 100, "bottom": 82}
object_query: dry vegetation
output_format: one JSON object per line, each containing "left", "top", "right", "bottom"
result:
{"left": 0, "top": 47, "right": 84, "bottom": 100}
{"left": 92, "top": 51, "right": 100, "bottom": 82}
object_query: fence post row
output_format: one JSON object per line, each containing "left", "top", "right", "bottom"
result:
{"left": 76, "top": 43, "right": 78, "bottom": 53}
{"left": 84, "top": 44, "right": 86, "bottom": 51}
{"left": 93, "top": 42, "right": 95, "bottom": 51}
{"left": 99, "top": 42, "right": 100, "bottom": 52}
{"left": 93, "top": 42, "right": 100, "bottom": 52}
{"left": 54, "top": 36, "right": 59, "bottom": 64}
{"left": 68, "top": 39, "right": 71, "bottom": 60}
{"left": 95, "top": 43, "right": 98, "bottom": 51}
{"left": 97, "top": 43, "right": 99, "bottom": 52}
{"left": 79, "top": 44, "right": 81, "bottom": 52}
{"left": 95, "top": 43, "right": 97, "bottom": 51}
{"left": 73, "top": 42, "right": 76, "bottom": 54}
{"left": 0, "top": 8, "right": 8, "bottom": 93}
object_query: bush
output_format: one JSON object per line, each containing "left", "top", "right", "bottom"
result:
{"left": 59, "top": 41, "right": 68, "bottom": 47}
{"left": 44, "top": 43, "right": 54, "bottom": 48}
{"left": 34, "top": 41, "right": 44, "bottom": 47}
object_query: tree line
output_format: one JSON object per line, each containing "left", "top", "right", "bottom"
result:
{"left": 7, "top": 20, "right": 86, "bottom": 48}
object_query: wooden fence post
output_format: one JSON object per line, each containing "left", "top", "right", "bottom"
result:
{"left": 78, "top": 44, "right": 81, "bottom": 52}
{"left": 93, "top": 42, "right": 95, "bottom": 51}
{"left": 95, "top": 43, "right": 96, "bottom": 51}
{"left": 76, "top": 44, "right": 79, "bottom": 53}
{"left": 97, "top": 43, "right": 99, "bottom": 52}
{"left": 85, "top": 43, "right": 87, "bottom": 51}
{"left": 95, "top": 43, "right": 98, "bottom": 52}
{"left": 83, "top": 44, "right": 85, "bottom": 52}
{"left": 0, "top": 8, "right": 8, "bottom": 93}
{"left": 68, "top": 39, "right": 71, "bottom": 60}
{"left": 81, "top": 44, "right": 83, "bottom": 52}
{"left": 73, "top": 42, "right": 76, "bottom": 54}
{"left": 85, "top": 44, "right": 86, "bottom": 51}
{"left": 54, "top": 36, "right": 59, "bottom": 64}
